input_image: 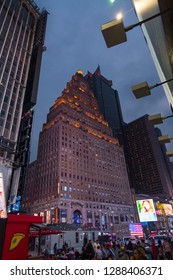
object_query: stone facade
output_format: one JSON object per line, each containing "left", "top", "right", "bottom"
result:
{"left": 23, "top": 71, "right": 135, "bottom": 236}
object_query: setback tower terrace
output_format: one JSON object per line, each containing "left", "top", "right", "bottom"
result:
{"left": 23, "top": 71, "right": 134, "bottom": 236}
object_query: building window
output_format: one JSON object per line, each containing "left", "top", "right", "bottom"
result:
{"left": 120, "top": 214, "right": 124, "bottom": 222}
{"left": 114, "top": 216, "right": 119, "bottom": 224}
{"left": 75, "top": 232, "right": 79, "bottom": 243}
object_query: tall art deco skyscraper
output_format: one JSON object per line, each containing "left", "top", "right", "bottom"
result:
{"left": 0, "top": 0, "right": 48, "bottom": 204}
{"left": 23, "top": 71, "right": 135, "bottom": 236}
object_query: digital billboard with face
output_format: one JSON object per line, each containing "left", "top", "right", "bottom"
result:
{"left": 163, "top": 204, "right": 173, "bottom": 216}
{"left": 155, "top": 202, "right": 173, "bottom": 216}
{"left": 136, "top": 199, "right": 157, "bottom": 222}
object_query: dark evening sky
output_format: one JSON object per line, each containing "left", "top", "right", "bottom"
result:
{"left": 30, "top": 0, "right": 173, "bottom": 161}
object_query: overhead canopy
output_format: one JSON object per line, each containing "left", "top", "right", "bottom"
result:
{"left": 29, "top": 223, "right": 64, "bottom": 237}
{"left": 29, "top": 229, "right": 64, "bottom": 237}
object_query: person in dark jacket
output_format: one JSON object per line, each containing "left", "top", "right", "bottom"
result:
{"left": 85, "top": 240, "right": 95, "bottom": 259}
{"left": 157, "top": 239, "right": 164, "bottom": 260}
{"left": 53, "top": 243, "right": 58, "bottom": 255}
{"left": 126, "top": 241, "right": 134, "bottom": 251}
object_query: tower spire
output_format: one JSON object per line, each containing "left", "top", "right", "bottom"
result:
{"left": 94, "top": 65, "right": 101, "bottom": 76}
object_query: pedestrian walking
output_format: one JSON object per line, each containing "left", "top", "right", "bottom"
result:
{"left": 94, "top": 245, "right": 103, "bottom": 260}
{"left": 151, "top": 239, "right": 157, "bottom": 260}
{"left": 163, "top": 238, "right": 172, "bottom": 260}
{"left": 93, "top": 240, "right": 100, "bottom": 252}
{"left": 111, "top": 241, "right": 120, "bottom": 260}
{"left": 118, "top": 246, "right": 129, "bottom": 260}
{"left": 53, "top": 243, "right": 58, "bottom": 255}
{"left": 81, "top": 245, "right": 88, "bottom": 260}
{"left": 134, "top": 241, "right": 147, "bottom": 260}
{"left": 85, "top": 240, "right": 95, "bottom": 259}
{"left": 126, "top": 240, "right": 134, "bottom": 251}
{"left": 157, "top": 239, "right": 165, "bottom": 260}
{"left": 44, "top": 246, "right": 50, "bottom": 260}
{"left": 74, "top": 249, "right": 81, "bottom": 260}
{"left": 102, "top": 244, "right": 111, "bottom": 260}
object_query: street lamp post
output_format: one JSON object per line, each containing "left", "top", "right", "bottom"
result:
{"left": 132, "top": 78, "right": 173, "bottom": 99}
{"left": 166, "top": 150, "right": 173, "bottom": 157}
{"left": 148, "top": 113, "right": 173, "bottom": 157}
{"left": 101, "top": 8, "right": 172, "bottom": 48}
{"left": 158, "top": 136, "right": 173, "bottom": 157}
{"left": 158, "top": 135, "right": 173, "bottom": 144}
{"left": 148, "top": 113, "right": 173, "bottom": 125}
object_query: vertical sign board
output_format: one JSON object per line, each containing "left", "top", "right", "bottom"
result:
{"left": 9, "top": 167, "right": 21, "bottom": 205}
{"left": 0, "top": 172, "right": 7, "bottom": 218}
{"left": 2, "top": 214, "right": 43, "bottom": 260}
{"left": 0, "top": 172, "right": 7, "bottom": 259}
{"left": 0, "top": 218, "right": 7, "bottom": 260}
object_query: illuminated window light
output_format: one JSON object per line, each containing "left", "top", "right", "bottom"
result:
{"left": 79, "top": 87, "right": 85, "bottom": 92}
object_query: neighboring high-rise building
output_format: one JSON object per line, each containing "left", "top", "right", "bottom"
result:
{"left": 132, "top": 0, "right": 173, "bottom": 109}
{"left": 124, "top": 115, "right": 173, "bottom": 199}
{"left": 0, "top": 0, "right": 48, "bottom": 204}
{"left": 85, "top": 67, "right": 132, "bottom": 190}
{"left": 23, "top": 71, "right": 134, "bottom": 236}
{"left": 85, "top": 66, "right": 124, "bottom": 139}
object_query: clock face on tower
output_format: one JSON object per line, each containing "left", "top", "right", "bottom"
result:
{"left": 80, "top": 82, "right": 87, "bottom": 90}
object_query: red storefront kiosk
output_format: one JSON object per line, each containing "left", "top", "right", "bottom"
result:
{"left": 1, "top": 214, "right": 43, "bottom": 260}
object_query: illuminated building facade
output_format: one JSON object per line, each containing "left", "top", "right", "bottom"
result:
{"left": 23, "top": 71, "right": 134, "bottom": 235}
{"left": 0, "top": 0, "right": 48, "bottom": 203}
{"left": 124, "top": 115, "right": 173, "bottom": 199}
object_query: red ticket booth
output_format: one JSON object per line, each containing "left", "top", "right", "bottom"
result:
{"left": 1, "top": 214, "right": 43, "bottom": 260}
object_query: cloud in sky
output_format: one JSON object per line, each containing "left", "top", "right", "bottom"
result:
{"left": 30, "top": 0, "right": 173, "bottom": 161}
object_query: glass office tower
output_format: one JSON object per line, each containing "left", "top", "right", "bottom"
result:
{"left": 0, "top": 0, "right": 48, "bottom": 204}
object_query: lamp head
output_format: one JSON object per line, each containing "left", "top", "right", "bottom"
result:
{"left": 132, "top": 81, "right": 150, "bottom": 98}
{"left": 166, "top": 150, "right": 173, "bottom": 157}
{"left": 101, "top": 18, "right": 127, "bottom": 47}
{"left": 148, "top": 114, "right": 163, "bottom": 125}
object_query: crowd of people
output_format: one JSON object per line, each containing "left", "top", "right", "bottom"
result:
{"left": 44, "top": 235, "right": 173, "bottom": 260}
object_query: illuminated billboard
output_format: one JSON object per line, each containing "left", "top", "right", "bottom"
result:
{"left": 155, "top": 202, "right": 173, "bottom": 216}
{"left": 163, "top": 204, "right": 173, "bottom": 216}
{"left": 129, "top": 223, "right": 143, "bottom": 238}
{"left": 136, "top": 199, "right": 157, "bottom": 222}
{"left": 0, "top": 172, "right": 7, "bottom": 218}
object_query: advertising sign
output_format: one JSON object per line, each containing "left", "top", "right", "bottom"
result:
{"left": 136, "top": 199, "right": 157, "bottom": 222}
{"left": 129, "top": 223, "right": 143, "bottom": 238}
{"left": 0, "top": 173, "right": 7, "bottom": 218}
{"left": 164, "top": 204, "right": 173, "bottom": 216}
{"left": 155, "top": 202, "right": 173, "bottom": 216}
{"left": 2, "top": 214, "right": 42, "bottom": 260}
{"left": 9, "top": 167, "right": 21, "bottom": 204}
